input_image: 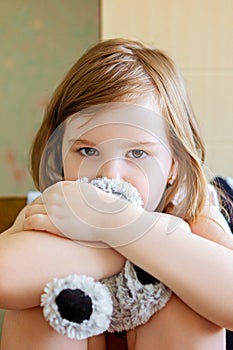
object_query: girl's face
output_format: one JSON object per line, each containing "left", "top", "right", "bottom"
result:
{"left": 62, "top": 97, "right": 174, "bottom": 211}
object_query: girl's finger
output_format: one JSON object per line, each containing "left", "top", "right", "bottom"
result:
{"left": 23, "top": 214, "right": 60, "bottom": 235}
{"left": 25, "top": 204, "right": 47, "bottom": 218}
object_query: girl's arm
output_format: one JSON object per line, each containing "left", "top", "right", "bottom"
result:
{"left": 0, "top": 206, "right": 125, "bottom": 310}
{"left": 114, "top": 205, "right": 233, "bottom": 330}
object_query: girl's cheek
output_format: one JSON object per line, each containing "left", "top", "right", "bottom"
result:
{"left": 130, "top": 177, "right": 150, "bottom": 210}
{"left": 142, "top": 176, "right": 168, "bottom": 212}
{"left": 63, "top": 156, "right": 80, "bottom": 180}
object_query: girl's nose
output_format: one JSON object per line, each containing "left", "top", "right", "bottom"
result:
{"left": 96, "top": 159, "right": 126, "bottom": 180}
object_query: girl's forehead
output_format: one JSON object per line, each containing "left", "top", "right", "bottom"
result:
{"left": 64, "top": 103, "right": 169, "bottom": 145}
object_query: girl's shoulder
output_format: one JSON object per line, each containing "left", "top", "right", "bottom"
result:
{"left": 172, "top": 183, "right": 220, "bottom": 208}
{"left": 172, "top": 182, "right": 233, "bottom": 249}
{"left": 189, "top": 185, "right": 233, "bottom": 249}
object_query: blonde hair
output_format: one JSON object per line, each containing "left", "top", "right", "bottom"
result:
{"left": 30, "top": 38, "right": 207, "bottom": 223}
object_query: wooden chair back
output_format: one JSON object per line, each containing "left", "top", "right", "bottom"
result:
{"left": 0, "top": 196, "right": 26, "bottom": 233}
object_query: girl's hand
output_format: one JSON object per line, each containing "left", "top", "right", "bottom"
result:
{"left": 22, "top": 181, "right": 152, "bottom": 246}
{"left": 23, "top": 195, "right": 61, "bottom": 236}
{"left": 23, "top": 181, "right": 190, "bottom": 247}
{"left": 22, "top": 181, "right": 130, "bottom": 242}
{"left": 24, "top": 181, "right": 102, "bottom": 240}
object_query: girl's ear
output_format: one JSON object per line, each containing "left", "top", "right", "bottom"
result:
{"left": 168, "top": 159, "right": 178, "bottom": 185}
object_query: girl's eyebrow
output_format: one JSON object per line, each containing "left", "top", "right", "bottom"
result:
{"left": 135, "top": 141, "right": 159, "bottom": 146}
{"left": 69, "top": 139, "right": 160, "bottom": 147}
{"left": 69, "top": 138, "right": 96, "bottom": 146}
{"left": 124, "top": 141, "right": 160, "bottom": 149}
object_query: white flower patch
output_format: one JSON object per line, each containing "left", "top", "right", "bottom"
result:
{"left": 41, "top": 274, "right": 113, "bottom": 340}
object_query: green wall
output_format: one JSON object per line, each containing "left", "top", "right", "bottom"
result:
{"left": 0, "top": 0, "right": 99, "bottom": 195}
{"left": 0, "top": 310, "right": 4, "bottom": 338}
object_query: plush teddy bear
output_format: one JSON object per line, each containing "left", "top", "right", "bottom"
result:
{"left": 41, "top": 178, "right": 172, "bottom": 339}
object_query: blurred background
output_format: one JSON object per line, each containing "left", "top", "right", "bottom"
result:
{"left": 0, "top": 0, "right": 232, "bottom": 195}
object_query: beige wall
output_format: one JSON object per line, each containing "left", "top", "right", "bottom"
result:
{"left": 101, "top": 0, "right": 233, "bottom": 178}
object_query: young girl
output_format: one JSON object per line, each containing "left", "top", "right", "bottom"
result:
{"left": 0, "top": 38, "right": 233, "bottom": 350}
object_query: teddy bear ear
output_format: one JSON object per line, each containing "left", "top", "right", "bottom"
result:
{"left": 41, "top": 274, "right": 113, "bottom": 340}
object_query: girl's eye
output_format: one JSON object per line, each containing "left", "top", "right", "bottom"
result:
{"left": 78, "top": 147, "right": 99, "bottom": 156}
{"left": 127, "top": 149, "right": 148, "bottom": 159}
